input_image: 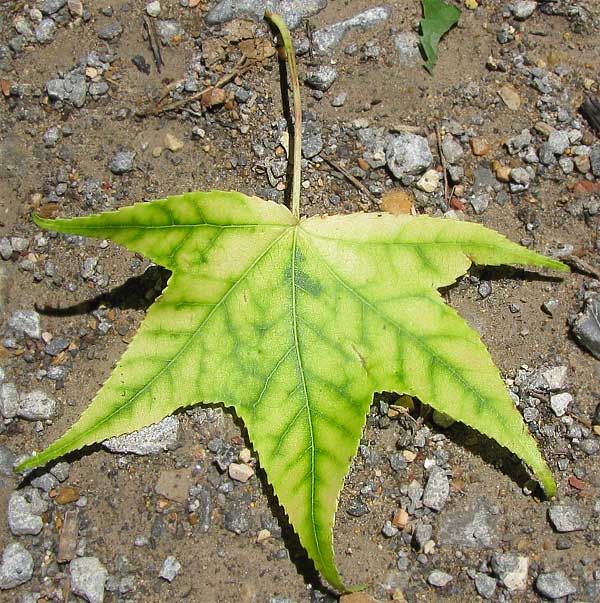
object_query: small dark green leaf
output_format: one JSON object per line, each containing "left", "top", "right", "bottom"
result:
{"left": 420, "top": 0, "right": 461, "bottom": 73}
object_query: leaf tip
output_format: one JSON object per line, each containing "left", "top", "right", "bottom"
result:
{"left": 32, "top": 212, "right": 53, "bottom": 230}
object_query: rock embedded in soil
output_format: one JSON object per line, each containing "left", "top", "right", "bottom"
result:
{"left": 155, "top": 20, "right": 185, "bottom": 44}
{"left": 490, "top": 553, "right": 529, "bottom": 591}
{"left": 8, "top": 310, "right": 41, "bottom": 339}
{"left": 428, "top": 570, "right": 453, "bottom": 587}
{"left": 536, "top": 571, "right": 576, "bottom": 599}
{"left": 305, "top": 66, "right": 338, "bottom": 91}
{"left": 70, "top": 557, "right": 108, "bottom": 603}
{"left": 548, "top": 505, "right": 586, "bottom": 532}
{"left": 312, "top": 6, "right": 392, "bottom": 53}
{"left": 550, "top": 392, "right": 572, "bottom": 417}
{"left": 511, "top": 1, "right": 537, "bottom": 20}
{"left": 97, "top": 21, "right": 123, "bottom": 41}
{"left": 571, "top": 294, "right": 600, "bottom": 359}
{"left": 7, "top": 489, "right": 48, "bottom": 536}
{"left": 35, "top": 19, "right": 57, "bottom": 44}
{"left": 207, "top": 0, "right": 327, "bottom": 29}
{"left": 159, "top": 556, "right": 181, "bottom": 582}
{"left": 0, "top": 382, "right": 19, "bottom": 419}
{"left": 109, "top": 150, "right": 136, "bottom": 175}
{"left": 0, "top": 542, "right": 34, "bottom": 590}
{"left": 228, "top": 462, "right": 254, "bottom": 483}
{"left": 41, "top": 0, "right": 66, "bottom": 14}
{"left": 104, "top": 415, "right": 179, "bottom": 455}
{"left": 17, "top": 390, "right": 57, "bottom": 420}
{"left": 474, "top": 572, "right": 497, "bottom": 599}
{"left": 385, "top": 133, "right": 433, "bottom": 179}
{"left": 394, "top": 32, "right": 420, "bottom": 67}
{"left": 422, "top": 466, "right": 450, "bottom": 511}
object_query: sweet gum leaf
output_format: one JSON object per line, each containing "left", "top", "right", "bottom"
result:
{"left": 21, "top": 191, "right": 567, "bottom": 591}
{"left": 420, "top": 0, "right": 462, "bottom": 73}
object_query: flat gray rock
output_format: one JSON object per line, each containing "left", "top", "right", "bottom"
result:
{"left": 70, "top": 557, "right": 108, "bottom": 603}
{"left": 548, "top": 505, "right": 587, "bottom": 532}
{"left": 438, "top": 497, "right": 499, "bottom": 548}
{"left": 7, "top": 489, "right": 48, "bottom": 536}
{"left": 536, "top": 572, "right": 577, "bottom": 599}
{"left": 422, "top": 466, "right": 450, "bottom": 511}
{"left": 385, "top": 133, "right": 433, "bottom": 179}
{"left": 0, "top": 542, "right": 33, "bottom": 590}
{"left": 104, "top": 416, "right": 180, "bottom": 455}
{"left": 8, "top": 310, "right": 41, "bottom": 339}
{"left": 17, "top": 390, "right": 57, "bottom": 420}
{"left": 206, "top": 0, "right": 326, "bottom": 30}
{"left": 571, "top": 294, "right": 600, "bottom": 359}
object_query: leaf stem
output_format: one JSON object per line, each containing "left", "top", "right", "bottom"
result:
{"left": 265, "top": 11, "right": 302, "bottom": 219}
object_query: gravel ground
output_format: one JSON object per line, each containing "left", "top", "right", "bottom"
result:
{"left": 0, "top": 1, "right": 599, "bottom": 602}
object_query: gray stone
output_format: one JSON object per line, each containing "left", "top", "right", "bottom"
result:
{"left": 441, "top": 135, "right": 464, "bottom": 164}
{"left": 104, "top": 416, "right": 180, "bottom": 455}
{"left": 0, "top": 237, "right": 12, "bottom": 260}
{"left": 505, "top": 129, "right": 532, "bottom": 155}
{"left": 35, "top": 19, "right": 57, "bottom": 43}
{"left": 438, "top": 497, "right": 499, "bottom": 548}
{"left": 422, "top": 466, "right": 450, "bottom": 511}
{"left": 0, "top": 446, "right": 16, "bottom": 476}
{"left": 31, "top": 472, "right": 59, "bottom": 493}
{"left": 331, "top": 92, "right": 347, "bottom": 107}
{"left": 590, "top": 145, "right": 600, "bottom": 177}
{"left": 412, "top": 523, "right": 433, "bottom": 550}
{"left": 68, "top": 74, "right": 87, "bottom": 108}
{"left": 70, "top": 557, "right": 107, "bottom": 603}
{"left": 0, "top": 543, "right": 33, "bottom": 590}
{"left": 7, "top": 489, "right": 48, "bottom": 536}
{"left": 474, "top": 573, "right": 497, "bottom": 599}
{"left": 536, "top": 572, "right": 576, "bottom": 599}
{"left": 578, "top": 438, "right": 599, "bottom": 456}
{"left": 302, "top": 120, "right": 323, "bottom": 159}
{"left": 206, "top": 0, "right": 326, "bottom": 30}
{"left": 43, "top": 126, "right": 61, "bottom": 147}
{"left": 146, "top": 1, "right": 161, "bottom": 17}
{"left": 47, "top": 77, "right": 68, "bottom": 101}
{"left": 470, "top": 192, "right": 491, "bottom": 215}
{"left": 549, "top": 392, "right": 572, "bottom": 417}
{"left": 510, "top": 167, "right": 531, "bottom": 186}
{"left": 50, "top": 461, "right": 71, "bottom": 482}
{"left": 312, "top": 6, "right": 392, "bottom": 53}
{"left": 491, "top": 553, "right": 529, "bottom": 591}
{"left": 41, "top": 0, "right": 67, "bottom": 14}
{"left": 110, "top": 150, "right": 136, "bottom": 175}
{"left": 428, "top": 570, "right": 452, "bottom": 587}
{"left": 358, "top": 127, "right": 386, "bottom": 168}
{"left": 45, "top": 337, "right": 70, "bottom": 356}
{"left": 8, "top": 310, "right": 41, "bottom": 339}
{"left": 571, "top": 294, "right": 600, "bottom": 359}
{"left": 224, "top": 504, "right": 252, "bottom": 534}
{"left": 546, "top": 130, "right": 570, "bottom": 155}
{"left": 305, "top": 66, "right": 337, "bottom": 91}
{"left": 394, "top": 32, "right": 420, "bottom": 67}
{"left": 98, "top": 21, "right": 123, "bottom": 41}
{"left": 386, "top": 133, "right": 433, "bottom": 179}
{"left": 548, "top": 505, "right": 586, "bottom": 532}
{"left": 89, "top": 81, "right": 109, "bottom": 96}
{"left": 159, "top": 556, "right": 181, "bottom": 582}
{"left": 155, "top": 20, "right": 185, "bottom": 43}
{"left": 381, "top": 520, "right": 398, "bottom": 538}
{"left": 542, "top": 366, "right": 567, "bottom": 391}
{"left": 17, "top": 390, "right": 57, "bottom": 420}
{"left": 0, "top": 382, "right": 19, "bottom": 419}
{"left": 511, "top": 1, "right": 537, "bottom": 20}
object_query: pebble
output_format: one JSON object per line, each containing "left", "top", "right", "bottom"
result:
{"left": 542, "top": 366, "right": 567, "bottom": 391}
{"left": 428, "top": 570, "right": 453, "bottom": 587}
{"left": 155, "top": 20, "right": 185, "bottom": 44}
{"left": 549, "top": 392, "right": 572, "bottom": 417}
{"left": 224, "top": 504, "right": 252, "bottom": 534}
{"left": 17, "top": 390, "right": 57, "bottom": 420}
{"left": 305, "top": 66, "right": 338, "bottom": 91}
{"left": 70, "top": 557, "right": 108, "bottom": 603}
{"left": 470, "top": 192, "right": 491, "bottom": 215}
{"left": 548, "top": 505, "right": 586, "bottom": 532}
{"left": 110, "top": 150, "right": 136, "bottom": 175}
{"left": 8, "top": 310, "right": 41, "bottom": 339}
{"left": 385, "top": 133, "right": 433, "bottom": 179}
{"left": 146, "top": 1, "right": 161, "bottom": 17}
{"left": 394, "top": 32, "right": 420, "bottom": 67}
{"left": 416, "top": 169, "right": 440, "bottom": 193}
{"left": 0, "top": 446, "right": 16, "bottom": 476}
{"left": 41, "top": 0, "right": 66, "bottom": 14}
{"left": 331, "top": 92, "right": 347, "bottom": 107}
{"left": 8, "top": 489, "right": 48, "bottom": 536}
{"left": 412, "top": 523, "right": 433, "bottom": 550}
{"left": 422, "top": 466, "right": 450, "bottom": 511}
{"left": 490, "top": 553, "right": 529, "bottom": 591}
{"left": 498, "top": 85, "right": 521, "bottom": 110}
{"left": 590, "top": 144, "right": 600, "bottom": 177}
{"left": 312, "top": 6, "right": 391, "bottom": 53}
{"left": 35, "top": 18, "right": 57, "bottom": 44}
{"left": 470, "top": 137, "right": 492, "bottom": 156}
{"left": 155, "top": 469, "right": 191, "bottom": 503}
{"left": 228, "top": 463, "right": 254, "bottom": 483}
{"left": 0, "top": 542, "right": 34, "bottom": 590}
{"left": 511, "top": 1, "right": 537, "bottom": 20}
{"left": 474, "top": 572, "right": 497, "bottom": 599}
{"left": 98, "top": 22, "right": 123, "bottom": 41}
{"left": 104, "top": 416, "right": 180, "bottom": 454}
{"left": 0, "top": 237, "right": 12, "bottom": 260}
{"left": 206, "top": 0, "right": 326, "bottom": 29}
{"left": 43, "top": 126, "right": 61, "bottom": 147}
{"left": 441, "top": 135, "right": 464, "bottom": 164}
{"left": 67, "top": 0, "right": 83, "bottom": 16}
{"left": 164, "top": 133, "right": 184, "bottom": 152}
{"left": 571, "top": 294, "right": 600, "bottom": 359}
{"left": 159, "top": 556, "right": 181, "bottom": 582}
{"left": 536, "top": 572, "right": 576, "bottom": 599}
{"left": 0, "top": 382, "right": 19, "bottom": 419}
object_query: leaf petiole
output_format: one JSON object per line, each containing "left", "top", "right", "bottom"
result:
{"left": 265, "top": 11, "right": 302, "bottom": 219}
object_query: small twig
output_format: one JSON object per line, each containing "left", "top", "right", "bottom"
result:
{"left": 148, "top": 57, "right": 250, "bottom": 116}
{"left": 436, "top": 125, "right": 450, "bottom": 203}
{"left": 143, "top": 16, "right": 164, "bottom": 73}
{"left": 322, "top": 156, "right": 379, "bottom": 205}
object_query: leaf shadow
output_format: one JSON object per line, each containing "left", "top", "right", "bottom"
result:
{"left": 467, "top": 265, "right": 565, "bottom": 284}
{"left": 33, "top": 266, "right": 171, "bottom": 317}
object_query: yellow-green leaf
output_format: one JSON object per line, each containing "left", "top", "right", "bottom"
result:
{"left": 420, "top": 0, "right": 461, "bottom": 73}
{"left": 20, "top": 191, "right": 567, "bottom": 591}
